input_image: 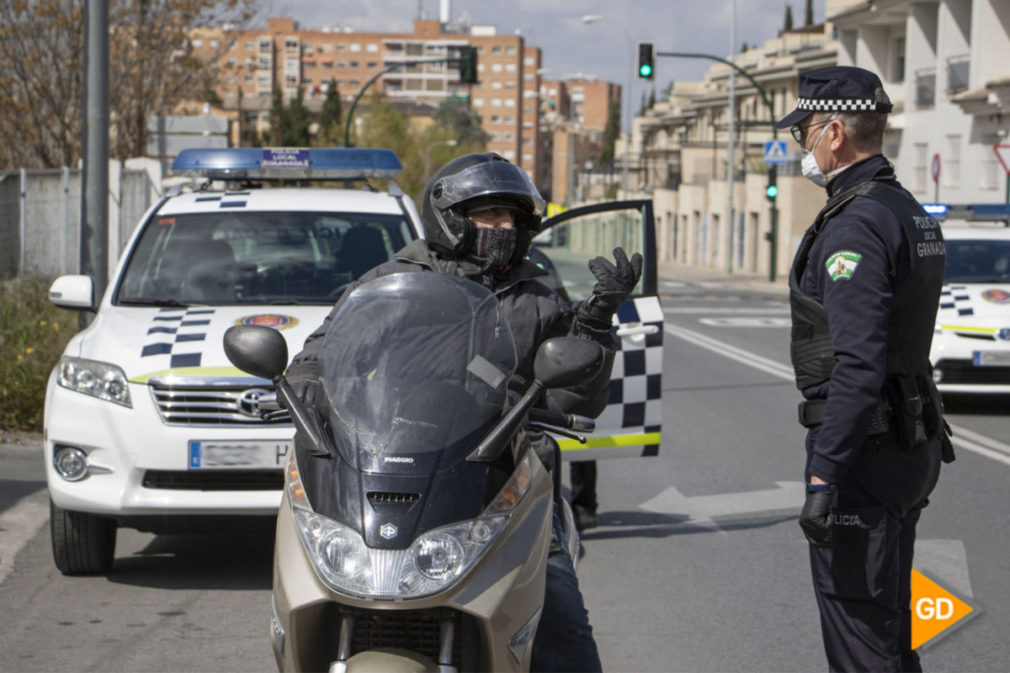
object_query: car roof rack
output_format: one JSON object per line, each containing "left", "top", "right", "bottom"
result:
{"left": 172, "top": 147, "right": 403, "bottom": 181}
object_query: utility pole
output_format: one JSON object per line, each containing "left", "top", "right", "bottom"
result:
{"left": 726, "top": 0, "right": 736, "bottom": 274}
{"left": 81, "top": 0, "right": 109, "bottom": 313}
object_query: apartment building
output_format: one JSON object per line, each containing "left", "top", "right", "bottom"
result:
{"left": 827, "top": 0, "right": 1010, "bottom": 205}
{"left": 197, "top": 17, "right": 544, "bottom": 184}
{"left": 628, "top": 24, "right": 837, "bottom": 279}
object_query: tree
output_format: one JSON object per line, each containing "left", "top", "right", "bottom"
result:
{"left": 783, "top": 3, "right": 795, "bottom": 32}
{"left": 0, "top": 0, "right": 256, "bottom": 169}
{"left": 805, "top": 0, "right": 814, "bottom": 26}
{"left": 0, "top": 1, "right": 85, "bottom": 169}
{"left": 600, "top": 102, "right": 620, "bottom": 165}
{"left": 283, "top": 87, "right": 310, "bottom": 147}
{"left": 356, "top": 93, "right": 423, "bottom": 196}
{"left": 432, "top": 98, "right": 489, "bottom": 146}
{"left": 740, "top": 42, "right": 749, "bottom": 53}
{"left": 314, "top": 81, "right": 343, "bottom": 148}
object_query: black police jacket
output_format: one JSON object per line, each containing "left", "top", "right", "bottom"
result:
{"left": 788, "top": 155, "right": 945, "bottom": 483}
{"left": 287, "top": 239, "right": 616, "bottom": 418}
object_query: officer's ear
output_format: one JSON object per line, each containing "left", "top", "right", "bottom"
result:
{"left": 827, "top": 116, "right": 846, "bottom": 151}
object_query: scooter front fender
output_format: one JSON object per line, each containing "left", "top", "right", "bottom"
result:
{"left": 331, "top": 648, "right": 440, "bottom": 673}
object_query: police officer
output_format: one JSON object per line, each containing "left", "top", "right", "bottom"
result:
{"left": 286, "top": 152, "right": 642, "bottom": 673}
{"left": 780, "top": 66, "right": 954, "bottom": 672}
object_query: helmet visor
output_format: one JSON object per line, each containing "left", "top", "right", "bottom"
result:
{"left": 431, "top": 161, "right": 546, "bottom": 218}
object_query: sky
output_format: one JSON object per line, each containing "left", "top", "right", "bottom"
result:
{"left": 266, "top": 0, "right": 825, "bottom": 124}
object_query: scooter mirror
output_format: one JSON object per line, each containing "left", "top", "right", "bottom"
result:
{"left": 534, "top": 336, "right": 605, "bottom": 389}
{"left": 223, "top": 325, "right": 289, "bottom": 380}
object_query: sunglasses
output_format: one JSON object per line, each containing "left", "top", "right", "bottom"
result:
{"left": 790, "top": 117, "right": 836, "bottom": 143}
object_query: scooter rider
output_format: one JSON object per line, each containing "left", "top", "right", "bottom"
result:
{"left": 286, "top": 152, "right": 641, "bottom": 673}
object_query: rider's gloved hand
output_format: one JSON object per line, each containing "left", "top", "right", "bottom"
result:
{"left": 576, "top": 247, "right": 643, "bottom": 331}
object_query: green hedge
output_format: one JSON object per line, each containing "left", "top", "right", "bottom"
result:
{"left": 1, "top": 277, "right": 78, "bottom": 431}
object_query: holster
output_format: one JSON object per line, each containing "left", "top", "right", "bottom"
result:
{"left": 889, "top": 375, "right": 926, "bottom": 450}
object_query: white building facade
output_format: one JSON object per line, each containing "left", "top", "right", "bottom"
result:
{"left": 828, "top": 0, "right": 1010, "bottom": 205}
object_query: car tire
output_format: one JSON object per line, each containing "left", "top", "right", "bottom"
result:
{"left": 50, "top": 499, "right": 117, "bottom": 575}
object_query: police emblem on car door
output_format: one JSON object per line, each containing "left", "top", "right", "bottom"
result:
{"left": 532, "top": 199, "right": 663, "bottom": 460}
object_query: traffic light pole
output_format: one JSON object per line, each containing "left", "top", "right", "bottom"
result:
{"left": 343, "top": 52, "right": 474, "bottom": 147}
{"left": 657, "top": 50, "right": 780, "bottom": 282}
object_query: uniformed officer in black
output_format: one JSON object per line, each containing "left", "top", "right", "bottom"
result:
{"left": 780, "top": 66, "right": 954, "bottom": 672}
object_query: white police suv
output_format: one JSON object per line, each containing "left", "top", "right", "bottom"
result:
{"left": 44, "top": 148, "right": 423, "bottom": 574}
{"left": 932, "top": 226, "right": 1010, "bottom": 394}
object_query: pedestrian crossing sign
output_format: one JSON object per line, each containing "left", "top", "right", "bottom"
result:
{"left": 764, "top": 140, "right": 788, "bottom": 165}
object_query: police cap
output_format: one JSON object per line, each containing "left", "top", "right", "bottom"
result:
{"left": 776, "top": 66, "right": 893, "bottom": 129}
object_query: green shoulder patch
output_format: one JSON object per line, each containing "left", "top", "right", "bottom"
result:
{"left": 825, "top": 250, "right": 862, "bottom": 281}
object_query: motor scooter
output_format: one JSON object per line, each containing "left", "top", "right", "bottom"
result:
{"left": 224, "top": 272, "right": 602, "bottom": 672}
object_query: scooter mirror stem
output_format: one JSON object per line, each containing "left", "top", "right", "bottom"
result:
{"left": 467, "top": 380, "right": 545, "bottom": 462}
{"left": 273, "top": 376, "right": 333, "bottom": 458}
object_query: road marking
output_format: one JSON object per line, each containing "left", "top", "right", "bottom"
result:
{"left": 664, "top": 322, "right": 1010, "bottom": 467}
{"left": 663, "top": 306, "right": 789, "bottom": 315}
{"left": 640, "top": 481, "right": 805, "bottom": 529}
{"left": 0, "top": 489, "right": 49, "bottom": 586}
{"left": 698, "top": 317, "right": 792, "bottom": 328}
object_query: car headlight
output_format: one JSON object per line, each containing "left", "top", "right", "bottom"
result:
{"left": 56, "top": 357, "right": 131, "bottom": 407}
{"left": 292, "top": 451, "right": 534, "bottom": 599}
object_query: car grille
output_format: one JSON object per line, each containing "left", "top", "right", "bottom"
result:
{"left": 935, "top": 359, "right": 1010, "bottom": 384}
{"left": 149, "top": 383, "right": 290, "bottom": 426}
{"left": 142, "top": 469, "right": 283, "bottom": 490}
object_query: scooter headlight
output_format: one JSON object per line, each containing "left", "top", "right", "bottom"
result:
{"left": 293, "top": 451, "right": 535, "bottom": 599}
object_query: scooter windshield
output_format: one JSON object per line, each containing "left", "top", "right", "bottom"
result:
{"left": 317, "top": 273, "right": 517, "bottom": 474}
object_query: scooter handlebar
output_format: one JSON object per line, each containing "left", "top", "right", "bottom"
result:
{"left": 528, "top": 408, "right": 595, "bottom": 432}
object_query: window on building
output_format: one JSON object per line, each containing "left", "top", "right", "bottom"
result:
{"left": 337, "top": 43, "right": 346, "bottom": 51}
{"left": 259, "top": 39, "right": 272, "bottom": 53}
{"left": 227, "top": 75, "right": 236, "bottom": 84}
{"left": 492, "top": 63, "right": 503, "bottom": 73}
{"left": 504, "top": 132, "right": 513, "bottom": 140}
{"left": 285, "top": 39, "right": 299, "bottom": 53}
{"left": 490, "top": 115, "right": 500, "bottom": 123}
{"left": 227, "top": 58, "right": 236, "bottom": 67}
{"left": 504, "top": 115, "right": 514, "bottom": 123}
{"left": 506, "top": 46, "right": 516, "bottom": 55}
{"left": 245, "top": 41, "right": 254, "bottom": 50}
{"left": 915, "top": 68, "right": 936, "bottom": 107}
{"left": 258, "top": 57, "right": 271, "bottom": 69}
{"left": 474, "top": 98, "right": 484, "bottom": 106}
{"left": 505, "top": 64, "right": 516, "bottom": 72}
{"left": 350, "top": 43, "right": 362, "bottom": 52}
{"left": 503, "top": 150, "right": 515, "bottom": 160}
{"left": 945, "top": 135, "right": 961, "bottom": 188}
{"left": 349, "top": 61, "right": 359, "bottom": 68}
{"left": 367, "top": 43, "right": 379, "bottom": 52}
{"left": 210, "top": 40, "right": 219, "bottom": 49}
{"left": 946, "top": 54, "right": 970, "bottom": 94}
{"left": 913, "top": 142, "right": 928, "bottom": 193}
{"left": 192, "top": 39, "right": 203, "bottom": 48}
{"left": 893, "top": 37, "right": 905, "bottom": 82}
{"left": 524, "top": 57, "right": 535, "bottom": 65}
{"left": 504, "top": 99, "right": 515, "bottom": 107}
{"left": 492, "top": 46, "right": 502, "bottom": 54}
{"left": 337, "top": 61, "right": 346, "bottom": 68}
{"left": 367, "top": 61, "right": 378, "bottom": 68}
{"left": 522, "top": 153, "right": 533, "bottom": 162}
{"left": 505, "top": 81, "right": 515, "bottom": 88}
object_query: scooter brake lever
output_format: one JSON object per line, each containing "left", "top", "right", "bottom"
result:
{"left": 528, "top": 422, "right": 587, "bottom": 444}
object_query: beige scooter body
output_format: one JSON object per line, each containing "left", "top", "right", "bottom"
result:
{"left": 270, "top": 450, "right": 565, "bottom": 672}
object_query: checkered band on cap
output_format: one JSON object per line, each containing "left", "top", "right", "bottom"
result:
{"left": 796, "top": 97, "right": 879, "bottom": 112}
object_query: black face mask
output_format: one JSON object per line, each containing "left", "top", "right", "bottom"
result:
{"left": 472, "top": 226, "right": 517, "bottom": 271}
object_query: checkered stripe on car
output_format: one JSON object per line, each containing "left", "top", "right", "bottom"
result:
{"left": 140, "top": 307, "right": 215, "bottom": 368}
{"left": 590, "top": 296, "right": 664, "bottom": 457}
{"left": 940, "top": 285, "right": 973, "bottom": 316}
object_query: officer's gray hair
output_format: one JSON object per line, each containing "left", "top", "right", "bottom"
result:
{"left": 835, "top": 111, "right": 887, "bottom": 153}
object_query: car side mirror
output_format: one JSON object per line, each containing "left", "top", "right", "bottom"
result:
{"left": 49, "top": 275, "right": 94, "bottom": 311}
{"left": 223, "top": 325, "right": 288, "bottom": 380}
{"left": 533, "top": 336, "right": 605, "bottom": 389}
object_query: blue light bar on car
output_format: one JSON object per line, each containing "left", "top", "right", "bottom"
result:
{"left": 172, "top": 148, "right": 402, "bottom": 180}
{"left": 922, "top": 203, "right": 948, "bottom": 216}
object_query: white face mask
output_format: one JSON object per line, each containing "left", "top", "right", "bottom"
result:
{"left": 800, "top": 117, "right": 847, "bottom": 187}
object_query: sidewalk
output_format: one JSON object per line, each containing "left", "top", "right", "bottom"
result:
{"left": 658, "top": 261, "right": 790, "bottom": 297}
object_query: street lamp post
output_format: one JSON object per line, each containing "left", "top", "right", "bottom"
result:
{"left": 582, "top": 14, "right": 632, "bottom": 200}
{"left": 424, "top": 139, "right": 458, "bottom": 182}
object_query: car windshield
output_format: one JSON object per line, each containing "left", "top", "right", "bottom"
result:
{"left": 944, "top": 239, "right": 1010, "bottom": 283}
{"left": 317, "top": 273, "right": 517, "bottom": 474}
{"left": 116, "top": 210, "right": 414, "bottom": 305}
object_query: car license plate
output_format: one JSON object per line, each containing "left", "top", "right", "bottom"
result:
{"left": 972, "top": 351, "right": 1010, "bottom": 366}
{"left": 188, "top": 440, "right": 289, "bottom": 469}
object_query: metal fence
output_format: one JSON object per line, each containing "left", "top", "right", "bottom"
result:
{"left": 0, "top": 160, "right": 162, "bottom": 278}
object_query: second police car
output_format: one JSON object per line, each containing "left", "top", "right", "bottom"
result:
{"left": 44, "top": 147, "right": 667, "bottom": 576}
{"left": 932, "top": 225, "right": 1010, "bottom": 394}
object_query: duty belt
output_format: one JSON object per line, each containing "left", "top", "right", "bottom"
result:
{"left": 798, "top": 399, "right": 891, "bottom": 435}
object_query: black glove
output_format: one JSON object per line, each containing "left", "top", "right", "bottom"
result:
{"left": 799, "top": 487, "right": 834, "bottom": 546}
{"left": 578, "top": 247, "right": 643, "bottom": 329}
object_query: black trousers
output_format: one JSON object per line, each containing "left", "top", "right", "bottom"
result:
{"left": 809, "top": 487, "right": 923, "bottom": 673}
{"left": 569, "top": 460, "right": 597, "bottom": 512}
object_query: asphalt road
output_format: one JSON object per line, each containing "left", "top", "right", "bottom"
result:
{"left": 2, "top": 275, "right": 1009, "bottom": 671}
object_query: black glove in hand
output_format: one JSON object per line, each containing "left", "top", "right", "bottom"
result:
{"left": 580, "top": 247, "right": 643, "bottom": 329}
{"left": 799, "top": 489, "right": 833, "bottom": 546}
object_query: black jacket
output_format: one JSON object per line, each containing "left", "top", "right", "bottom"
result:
{"left": 288, "top": 239, "right": 616, "bottom": 418}
{"left": 790, "top": 155, "right": 943, "bottom": 484}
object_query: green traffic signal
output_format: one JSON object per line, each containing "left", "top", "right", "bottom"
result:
{"left": 766, "top": 184, "right": 778, "bottom": 199}
{"left": 639, "top": 64, "right": 653, "bottom": 78}
{"left": 637, "top": 41, "right": 655, "bottom": 81}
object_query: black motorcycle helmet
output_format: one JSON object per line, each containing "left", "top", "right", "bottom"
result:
{"left": 421, "top": 152, "right": 546, "bottom": 268}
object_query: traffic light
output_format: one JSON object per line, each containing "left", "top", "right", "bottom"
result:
{"left": 637, "top": 41, "right": 655, "bottom": 81}
{"left": 458, "top": 46, "right": 478, "bottom": 84}
{"left": 766, "top": 165, "right": 778, "bottom": 201}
